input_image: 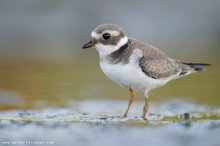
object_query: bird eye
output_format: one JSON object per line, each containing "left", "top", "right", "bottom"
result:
{"left": 102, "top": 33, "right": 110, "bottom": 40}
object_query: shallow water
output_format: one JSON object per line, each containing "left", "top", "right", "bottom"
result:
{"left": 1, "top": 120, "right": 220, "bottom": 146}
{"left": 0, "top": 100, "right": 220, "bottom": 146}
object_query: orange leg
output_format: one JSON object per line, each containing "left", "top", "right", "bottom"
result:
{"left": 142, "top": 97, "right": 149, "bottom": 120}
{"left": 123, "top": 88, "right": 135, "bottom": 117}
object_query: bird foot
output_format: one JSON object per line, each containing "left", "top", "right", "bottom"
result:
{"left": 142, "top": 117, "right": 148, "bottom": 121}
{"left": 122, "top": 114, "right": 127, "bottom": 118}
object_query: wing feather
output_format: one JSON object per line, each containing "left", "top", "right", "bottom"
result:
{"left": 139, "top": 57, "right": 181, "bottom": 79}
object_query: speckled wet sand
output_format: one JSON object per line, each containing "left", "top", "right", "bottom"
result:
{"left": 0, "top": 100, "right": 220, "bottom": 146}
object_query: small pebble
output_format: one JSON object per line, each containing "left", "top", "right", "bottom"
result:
{"left": 180, "top": 113, "right": 191, "bottom": 119}
{"left": 99, "top": 117, "right": 108, "bottom": 120}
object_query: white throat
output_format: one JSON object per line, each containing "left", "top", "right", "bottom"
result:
{"left": 95, "top": 36, "right": 128, "bottom": 57}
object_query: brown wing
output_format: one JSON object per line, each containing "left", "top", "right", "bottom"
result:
{"left": 139, "top": 57, "right": 181, "bottom": 79}
{"left": 129, "top": 38, "right": 169, "bottom": 60}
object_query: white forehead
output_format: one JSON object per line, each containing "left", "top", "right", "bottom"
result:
{"left": 91, "top": 30, "right": 120, "bottom": 39}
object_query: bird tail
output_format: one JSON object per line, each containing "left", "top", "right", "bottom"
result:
{"left": 182, "top": 62, "right": 211, "bottom": 71}
{"left": 178, "top": 61, "right": 211, "bottom": 76}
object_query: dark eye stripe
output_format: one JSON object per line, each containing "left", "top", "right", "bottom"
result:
{"left": 102, "top": 33, "right": 110, "bottom": 40}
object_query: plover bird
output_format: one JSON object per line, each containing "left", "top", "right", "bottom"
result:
{"left": 82, "top": 24, "right": 210, "bottom": 120}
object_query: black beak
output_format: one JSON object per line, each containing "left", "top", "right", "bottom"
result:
{"left": 82, "top": 40, "right": 95, "bottom": 49}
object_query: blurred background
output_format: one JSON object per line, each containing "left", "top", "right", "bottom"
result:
{"left": 0, "top": 0, "right": 219, "bottom": 110}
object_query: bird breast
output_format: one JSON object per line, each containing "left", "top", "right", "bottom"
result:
{"left": 99, "top": 60, "right": 169, "bottom": 93}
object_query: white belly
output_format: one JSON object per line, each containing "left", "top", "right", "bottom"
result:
{"left": 100, "top": 61, "right": 169, "bottom": 93}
